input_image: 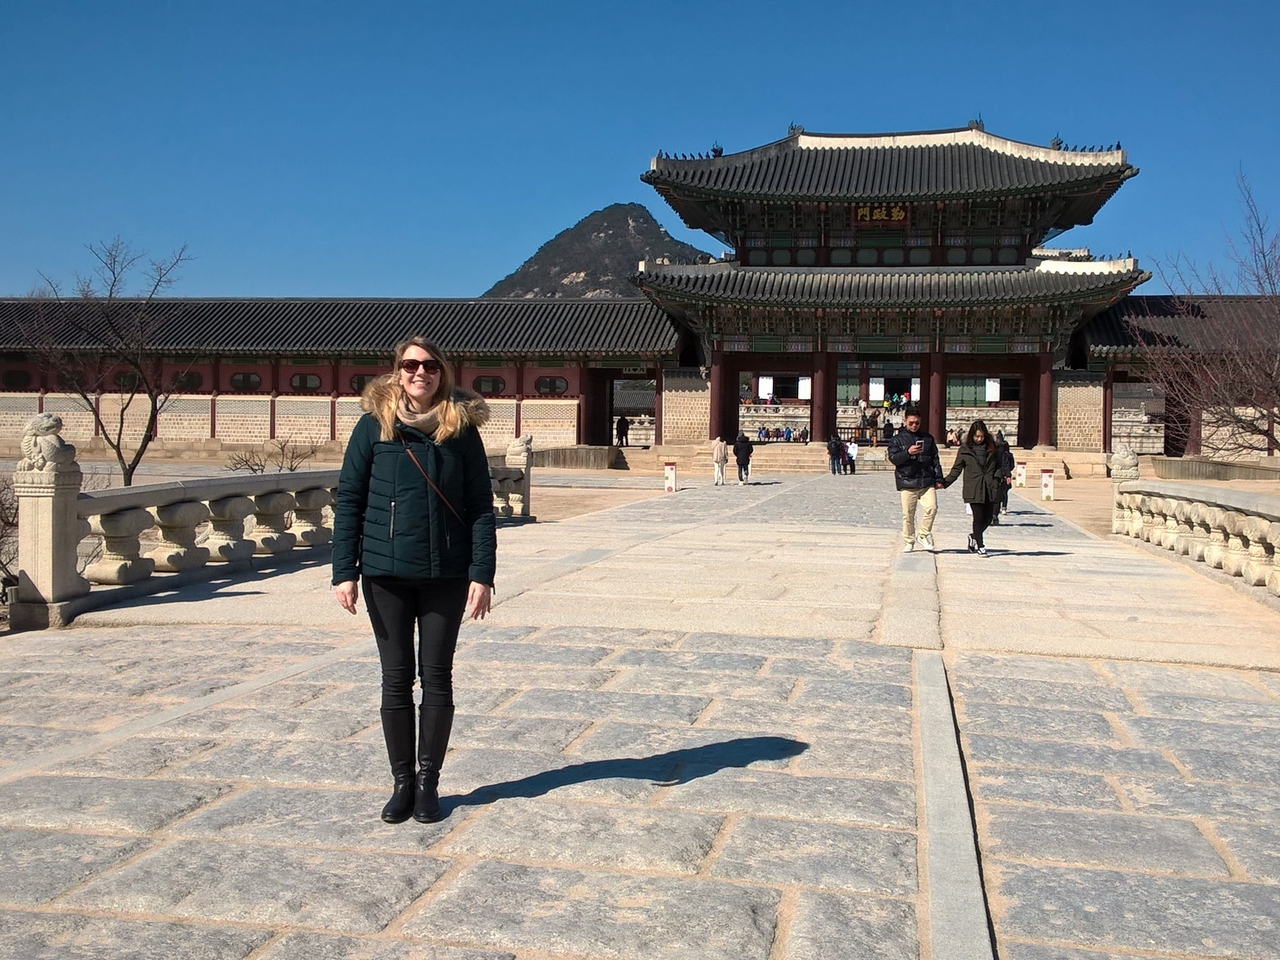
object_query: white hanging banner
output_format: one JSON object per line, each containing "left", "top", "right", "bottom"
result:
{"left": 798, "top": 376, "right": 812, "bottom": 401}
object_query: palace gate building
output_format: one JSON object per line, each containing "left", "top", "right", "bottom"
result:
{"left": 633, "top": 122, "right": 1149, "bottom": 449}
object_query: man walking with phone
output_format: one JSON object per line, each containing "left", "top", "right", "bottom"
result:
{"left": 887, "top": 405, "right": 944, "bottom": 553}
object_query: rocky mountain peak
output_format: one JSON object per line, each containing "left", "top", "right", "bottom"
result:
{"left": 482, "top": 203, "right": 713, "bottom": 299}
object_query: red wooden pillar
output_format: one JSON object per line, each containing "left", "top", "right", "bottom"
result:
{"left": 576, "top": 361, "right": 587, "bottom": 445}
{"left": 1036, "top": 350, "right": 1054, "bottom": 449}
{"left": 927, "top": 352, "right": 945, "bottom": 440}
{"left": 269, "top": 358, "right": 280, "bottom": 440}
{"left": 858, "top": 362, "right": 870, "bottom": 403}
{"left": 1101, "top": 366, "right": 1114, "bottom": 454}
{"left": 514, "top": 361, "right": 524, "bottom": 438}
{"left": 653, "top": 366, "right": 664, "bottom": 445}
{"left": 811, "top": 351, "right": 830, "bottom": 439}
{"left": 708, "top": 349, "right": 724, "bottom": 440}
{"left": 210, "top": 357, "right": 220, "bottom": 440}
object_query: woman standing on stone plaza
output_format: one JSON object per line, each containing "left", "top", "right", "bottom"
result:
{"left": 332, "top": 337, "right": 496, "bottom": 824}
{"left": 941, "top": 419, "right": 1011, "bottom": 557}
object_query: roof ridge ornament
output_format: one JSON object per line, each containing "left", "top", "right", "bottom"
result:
{"left": 788, "top": 122, "right": 805, "bottom": 137}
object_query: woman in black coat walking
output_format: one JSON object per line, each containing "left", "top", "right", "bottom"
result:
{"left": 942, "top": 419, "right": 1011, "bottom": 556}
{"left": 332, "top": 336, "right": 497, "bottom": 825}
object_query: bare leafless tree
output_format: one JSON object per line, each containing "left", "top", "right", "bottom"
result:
{"left": 1132, "top": 175, "right": 1280, "bottom": 457}
{"left": 225, "top": 436, "right": 321, "bottom": 474}
{"left": 20, "top": 237, "right": 193, "bottom": 485}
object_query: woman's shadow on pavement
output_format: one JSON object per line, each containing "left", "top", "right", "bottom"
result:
{"left": 447, "top": 736, "right": 808, "bottom": 812}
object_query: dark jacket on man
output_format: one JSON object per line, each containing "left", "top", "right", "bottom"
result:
{"left": 943, "top": 443, "right": 1011, "bottom": 503}
{"left": 887, "top": 428, "right": 943, "bottom": 491}
{"left": 732, "top": 435, "right": 754, "bottom": 466}
{"left": 332, "top": 390, "right": 497, "bottom": 587}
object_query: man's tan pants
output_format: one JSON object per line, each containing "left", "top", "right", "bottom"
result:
{"left": 900, "top": 486, "right": 937, "bottom": 545}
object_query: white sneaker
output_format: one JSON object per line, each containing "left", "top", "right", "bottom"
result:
{"left": 902, "top": 542, "right": 914, "bottom": 553}
{"left": 917, "top": 533, "right": 935, "bottom": 552}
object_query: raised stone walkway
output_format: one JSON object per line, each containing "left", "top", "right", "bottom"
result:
{"left": 2, "top": 473, "right": 1279, "bottom": 959}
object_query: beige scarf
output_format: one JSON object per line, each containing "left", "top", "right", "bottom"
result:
{"left": 398, "top": 397, "right": 441, "bottom": 439}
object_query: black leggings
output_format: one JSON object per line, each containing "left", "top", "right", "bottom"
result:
{"left": 364, "top": 577, "right": 469, "bottom": 709}
{"left": 971, "top": 502, "right": 995, "bottom": 547}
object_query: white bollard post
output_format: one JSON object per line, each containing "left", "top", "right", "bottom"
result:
{"left": 664, "top": 461, "right": 678, "bottom": 493}
{"left": 1041, "top": 469, "right": 1054, "bottom": 501}
{"left": 1014, "top": 462, "right": 1027, "bottom": 488}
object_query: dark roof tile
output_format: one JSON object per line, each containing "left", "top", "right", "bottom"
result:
{"left": 0, "top": 298, "right": 678, "bottom": 357}
{"left": 633, "top": 260, "right": 1150, "bottom": 309}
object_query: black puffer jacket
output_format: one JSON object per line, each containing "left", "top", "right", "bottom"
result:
{"left": 886, "top": 429, "right": 943, "bottom": 491}
{"left": 943, "top": 444, "right": 1011, "bottom": 503}
{"left": 332, "top": 388, "right": 496, "bottom": 586}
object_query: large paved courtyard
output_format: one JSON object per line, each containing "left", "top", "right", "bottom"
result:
{"left": 2, "top": 472, "right": 1279, "bottom": 959}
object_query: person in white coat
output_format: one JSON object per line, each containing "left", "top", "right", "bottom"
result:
{"left": 710, "top": 436, "right": 728, "bottom": 485}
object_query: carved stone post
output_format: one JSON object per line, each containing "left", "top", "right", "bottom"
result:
{"left": 1222, "top": 512, "right": 1252, "bottom": 578}
{"left": 1267, "top": 522, "right": 1280, "bottom": 597}
{"left": 490, "top": 469, "right": 516, "bottom": 518}
{"left": 206, "top": 495, "right": 256, "bottom": 563}
{"left": 251, "top": 491, "right": 297, "bottom": 555}
{"left": 12, "top": 415, "right": 90, "bottom": 629}
{"left": 1109, "top": 444, "right": 1139, "bottom": 536}
{"left": 1160, "top": 499, "right": 1180, "bottom": 551}
{"left": 86, "top": 508, "right": 156, "bottom": 585}
{"left": 1138, "top": 496, "right": 1158, "bottom": 543}
{"left": 1172, "top": 500, "right": 1195, "bottom": 556}
{"left": 1187, "top": 503, "right": 1212, "bottom": 563}
{"left": 148, "top": 500, "right": 211, "bottom": 572}
{"left": 1203, "top": 508, "right": 1229, "bottom": 569}
{"left": 1241, "top": 516, "right": 1274, "bottom": 588}
{"left": 505, "top": 435, "right": 533, "bottom": 518}
{"left": 292, "top": 487, "right": 332, "bottom": 546}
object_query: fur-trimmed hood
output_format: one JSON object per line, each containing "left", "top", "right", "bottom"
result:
{"left": 359, "top": 373, "right": 490, "bottom": 441}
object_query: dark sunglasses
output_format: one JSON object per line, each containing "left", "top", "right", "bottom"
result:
{"left": 399, "top": 358, "right": 442, "bottom": 375}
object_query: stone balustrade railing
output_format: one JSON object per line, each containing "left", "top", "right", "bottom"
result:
{"left": 11, "top": 421, "right": 533, "bottom": 630}
{"left": 1112, "top": 480, "right": 1280, "bottom": 598}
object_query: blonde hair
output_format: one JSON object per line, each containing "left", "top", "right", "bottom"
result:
{"left": 368, "top": 337, "right": 467, "bottom": 442}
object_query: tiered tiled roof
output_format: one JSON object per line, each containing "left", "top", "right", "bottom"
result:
{"left": 633, "top": 258, "right": 1150, "bottom": 310}
{"left": 0, "top": 298, "right": 678, "bottom": 357}
{"left": 644, "top": 126, "right": 1136, "bottom": 234}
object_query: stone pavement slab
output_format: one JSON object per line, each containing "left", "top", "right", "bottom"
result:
{"left": 3, "top": 472, "right": 1280, "bottom": 958}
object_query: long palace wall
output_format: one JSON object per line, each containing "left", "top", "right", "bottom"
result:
{"left": 0, "top": 393, "right": 579, "bottom": 456}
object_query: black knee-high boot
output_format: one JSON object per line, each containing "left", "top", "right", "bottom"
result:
{"left": 414, "top": 704, "right": 454, "bottom": 823}
{"left": 380, "top": 707, "right": 416, "bottom": 824}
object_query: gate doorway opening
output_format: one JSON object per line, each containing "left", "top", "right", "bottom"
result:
{"left": 737, "top": 370, "right": 812, "bottom": 442}
{"left": 612, "top": 378, "right": 655, "bottom": 446}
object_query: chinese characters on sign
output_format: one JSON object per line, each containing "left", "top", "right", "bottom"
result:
{"left": 854, "top": 204, "right": 909, "bottom": 226}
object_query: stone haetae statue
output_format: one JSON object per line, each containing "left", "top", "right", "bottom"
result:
{"left": 17, "top": 413, "right": 78, "bottom": 472}
{"left": 1109, "top": 442, "right": 1140, "bottom": 481}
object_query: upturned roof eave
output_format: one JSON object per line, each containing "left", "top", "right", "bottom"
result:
{"left": 631, "top": 268, "right": 1150, "bottom": 312}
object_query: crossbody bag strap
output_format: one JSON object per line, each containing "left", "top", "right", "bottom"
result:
{"left": 399, "top": 434, "right": 466, "bottom": 525}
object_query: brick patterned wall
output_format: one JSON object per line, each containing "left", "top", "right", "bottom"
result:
{"left": 213, "top": 397, "right": 270, "bottom": 443}
{"left": 158, "top": 396, "right": 212, "bottom": 441}
{"left": 478, "top": 399, "right": 517, "bottom": 454}
{"left": 1052, "top": 375, "right": 1103, "bottom": 452}
{"left": 335, "top": 398, "right": 365, "bottom": 443}
{"left": 519, "top": 398, "right": 578, "bottom": 447}
{"left": 0, "top": 394, "right": 42, "bottom": 439}
{"left": 661, "top": 371, "right": 711, "bottom": 443}
{"left": 42, "top": 394, "right": 97, "bottom": 444}
{"left": 274, "top": 397, "right": 331, "bottom": 443}
{"left": 1201, "top": 408, "right": 1271, "bottom": 460}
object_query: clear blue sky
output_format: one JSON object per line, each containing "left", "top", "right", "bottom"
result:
{"left": 2, "top": 1, "right": 1276, "bottom": 298}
